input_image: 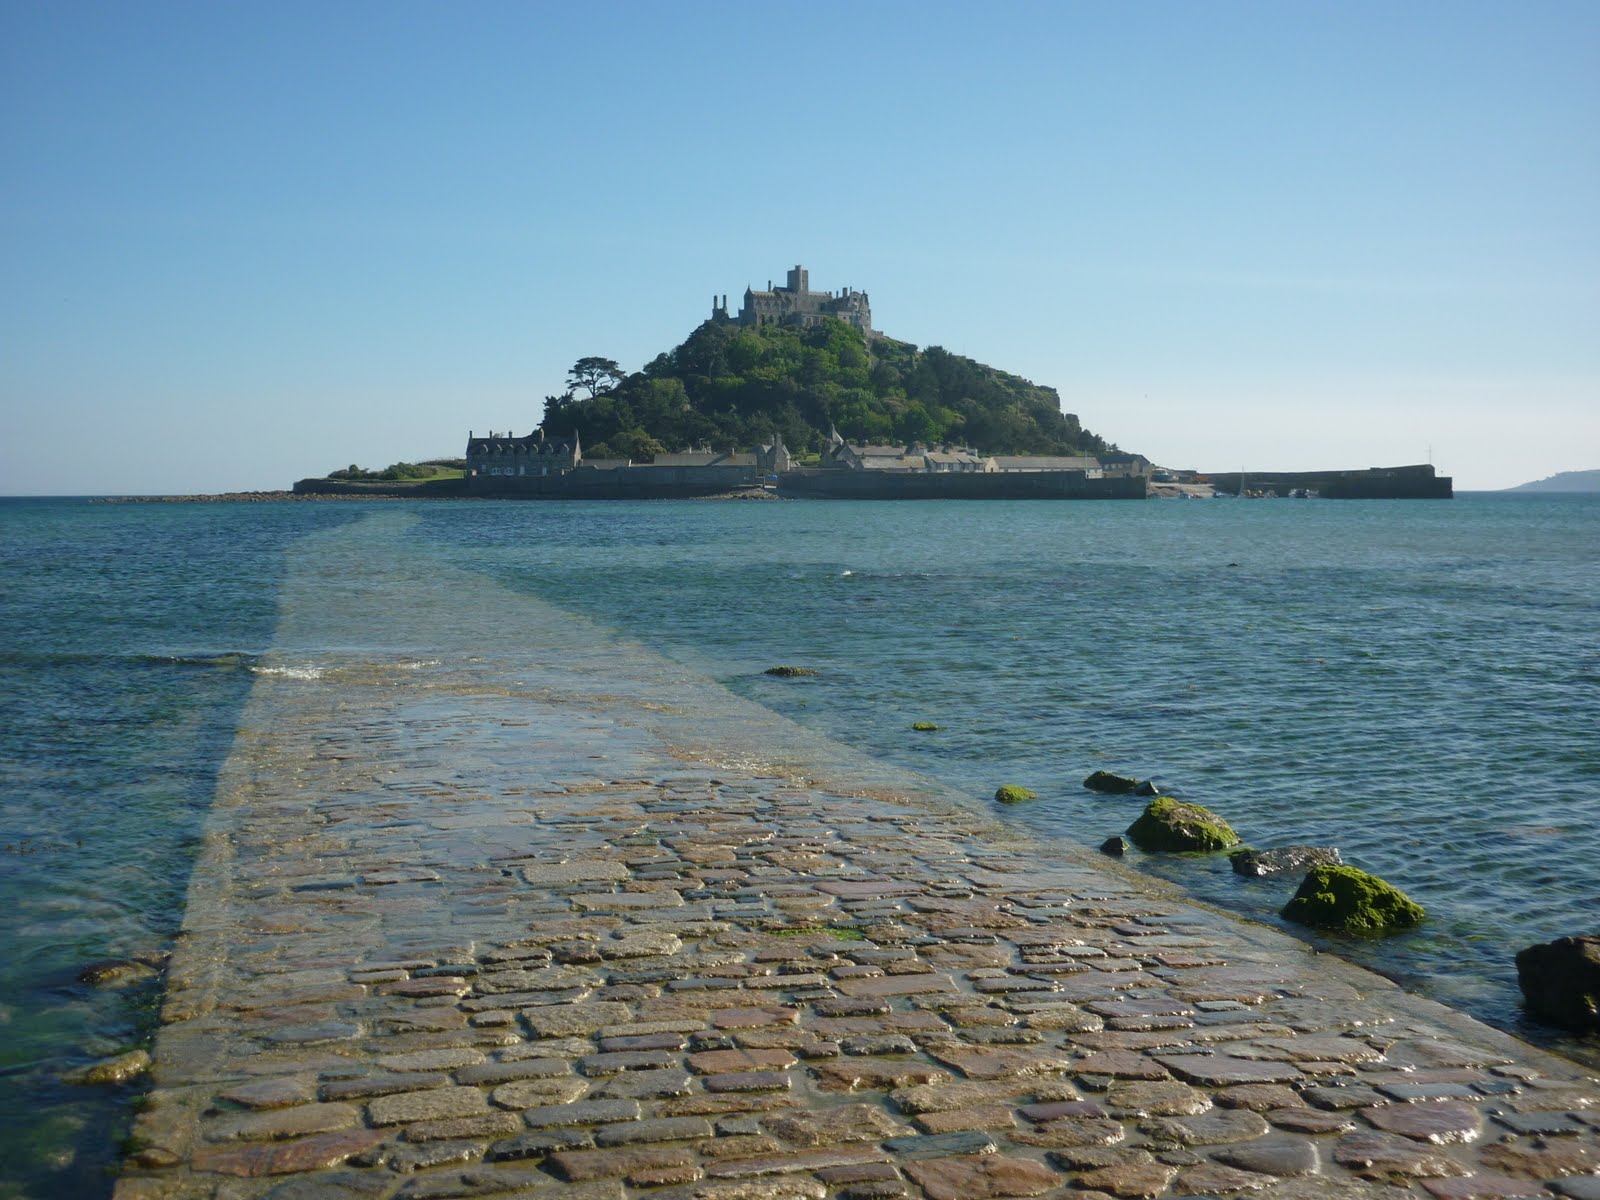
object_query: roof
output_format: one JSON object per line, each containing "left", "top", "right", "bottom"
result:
{"left": 990, "top": 456, "right": 1100, "bottom": 472}
{"left": 469, "top": 433, "right": 576, "bottom": 456}
{"left": 651, "top": 452, "right": 728, "bottom": 468}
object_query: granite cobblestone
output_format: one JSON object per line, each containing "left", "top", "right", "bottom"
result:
{"left": 118, "top": 649, "right": 1600, "bottom": 1199}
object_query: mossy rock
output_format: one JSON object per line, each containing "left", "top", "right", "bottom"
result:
{"left": 1282, "top": 865, "right": 1424, "bottom": 934}
{"left": 911, "top": 722, "right": 939, "bottom": 732}
{"left": 764, "top": 665, "right": 818, "bottom": 677}
{"left": 1126, "top": 796, "right": 1239, "bottom": 852}
{"left": 1084, "top": 770, "right": 1141, "bottom": 794}
{"left": 995, "top": 785, "right": 1038, "bottom": 805}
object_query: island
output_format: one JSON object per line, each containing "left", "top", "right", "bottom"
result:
{"left": 291, "top": 263, "right": 1451, "bottom": 502}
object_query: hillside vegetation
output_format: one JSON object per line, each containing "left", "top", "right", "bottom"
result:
{"left": 540, "top": 319, "right": 1113, "bottom": 462}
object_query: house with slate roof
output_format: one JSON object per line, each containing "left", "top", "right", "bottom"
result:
{"left": 465, "top": 430, "right": 581, "bottom": 478}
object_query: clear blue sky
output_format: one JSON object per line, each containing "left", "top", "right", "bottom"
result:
{"left": 3, "top": 0, "right": 1596, "bottom": 493}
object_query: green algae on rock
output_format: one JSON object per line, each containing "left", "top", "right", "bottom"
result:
{"left": 1282, "top": 864, "right": 1425, "bottom": 934}
{"left": 995, "top": 785, "right": 1038, "bottom": 805}
{"left": 764, "top": 665, "right": 818, "bottom": 677}
{"left": 911, "top": 722, "right": 939, "bottom": 732}
{"left": 1127, "top": 796, "right": 1240, "bottom": 852}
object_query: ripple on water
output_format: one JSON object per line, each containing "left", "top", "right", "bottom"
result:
{"left": 404, "top": 495, "right": 1600, "bottom": 1049}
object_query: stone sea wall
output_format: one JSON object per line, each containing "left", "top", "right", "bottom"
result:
{"left": 778, "top": 470, "right": 1148, "bottom": 500}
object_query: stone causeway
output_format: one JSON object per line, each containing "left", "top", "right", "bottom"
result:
{"left": 116, "top": 646, "right": 1600, "bottom": 1200}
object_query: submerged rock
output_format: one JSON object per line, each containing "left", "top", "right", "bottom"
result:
{"left": 911, "top": 722, "right": 939, "bottom": 732}
{"left": 76, "top": 958, "right": 157, "bottom": 987}
{"left": 1230, "top": 845, "right": 1343, "bottom": 878}
{"left": 763, "top": 666, "right": 818, "bottom": 677}
{"left": 995, "top": 785, "right": 1038, "bottom": 805}
{"left": 1084, "top": 771, "right": 1141, "bottom": 794}
{"left": 1127, "top": 797, "right": 1240, "bottom": 852}
{"left": 1132, "top": 780, "right": 1161, "bottom": 796}
{"left": 1515, "top": 935, "right": 1600, "bottom": 1031}
{"left": 1281, "top": 865, "right": 1424, "bottom": 934}
{"left": 68, "top": 1049, "right": 151, "bottom": 1086}
{"left": 1100, "top": 836, "right": 1131, "bottom": 857}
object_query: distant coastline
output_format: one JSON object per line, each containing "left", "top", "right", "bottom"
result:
{"left": 1505, "top": 468, "right": 1600, "bottom": 493}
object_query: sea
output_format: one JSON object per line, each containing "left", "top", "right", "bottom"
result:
{"left": 1, "top": 492, "right": 1596, "bottom": 1197}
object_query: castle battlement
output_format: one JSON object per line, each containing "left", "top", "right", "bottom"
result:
{"left": 712, "top": 264, "right": 873, "bottom": 337}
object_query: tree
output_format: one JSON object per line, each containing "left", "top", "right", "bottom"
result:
{"left": 537, "top": 320, "right": 1114, "bottom": 463}
{"left": 567, "top": 356, "right": 625, "bottom": 398}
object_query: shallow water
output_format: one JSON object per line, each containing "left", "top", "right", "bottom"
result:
{"left": 406, "top": 494, "right": 1599, "bottom": 1040}
{"left": 1, "top": 492, "right": 1595, "bottom": 1196}
{"left": 0, "top": 499, "right": 359, "bottom": 1198}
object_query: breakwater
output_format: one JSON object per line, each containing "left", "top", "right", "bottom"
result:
{"left": 1205, "top": 464, "right": 1453, "bottom": 499}
{"left": 778, "top": 469, "right": 1147, "bottom": 500}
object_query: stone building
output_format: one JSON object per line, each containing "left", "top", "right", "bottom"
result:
{"left": 825, "top": 427, "right": 993, "bottom": 473}
{"left": 1098, "top": 452, "right": 1152, "bottom": 478}
{"left": 712, "top": 265, "right": 873, "bottom": 336}
{"left": 465, "top": 430, "right": 580, "bottom": 478}
{"left": 650, "top": 432, "right": 793, "bottom": 475}
{"left": 989, "top": 455, "right": 1104, "bottom": 477}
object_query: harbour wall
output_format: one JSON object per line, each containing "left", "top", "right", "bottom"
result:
{"left": 778, "top": 468, "right": 1147, "bottom": 500}
{"left": 1207, "top": 463, "right": 1453, "bottom": 499}
{"left": 466, "top": 464, "right": 758, "bottom": 499}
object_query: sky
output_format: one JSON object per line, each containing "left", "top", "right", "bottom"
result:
{"left": 2, "top": 1, "right": 1596, "bottom": 494}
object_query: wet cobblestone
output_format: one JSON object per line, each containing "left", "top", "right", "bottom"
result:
{"left": 117, "top": 639, "right": 1600, "bottom": 1199}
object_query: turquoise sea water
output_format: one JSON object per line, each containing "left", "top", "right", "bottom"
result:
{"left": 1, "top": 493, "right": 1596, "bottom": 1196}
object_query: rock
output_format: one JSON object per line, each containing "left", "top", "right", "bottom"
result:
{"left": 1230, "top": 845, "right": 1343, "bottom": 877}
{"left": 911, "top": 722, "right": 939, "bottom": 732}
{"left": 764, "top": 666, "right": 818, "bottom": 677}
{"left": 76, "top": 958, "right": 157, "bottom": 987}
{"left": 995, "top": 785, "right": 1038, "bottom": 805}
{"left": 1126, "top": 797, "right": 1240, "bottom": 852}
{"left": 68, "top": 1049, "right": 150, "bottom": 1085}
{"left": 1359, "top": 1100, "right": 1482, "bottom": 1144}
{"left": 764, "top": 1104, "right": 909, "bottom": 1146}
{"left": 1100, "top": 836, "right": 1130, "bottom": 857}
{"left": 1084, "top": 771, "right": 1141, "bottom": 794}
{"left": 903, "top": 1153, "right": 1061, "bottom": 1199}
{"left": 1514, "top": 935, "right": 1600, "bottom": 1031}
{"left": 1132, "top": 780, "right": 1161, "bottom": 796}
{"left": 1281, "top": 865, "right": 1424, "bottom": 934}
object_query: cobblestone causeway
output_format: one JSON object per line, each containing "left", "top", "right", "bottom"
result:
{"left": 116, "top": 646, "right": 1600, "bottom": 1200}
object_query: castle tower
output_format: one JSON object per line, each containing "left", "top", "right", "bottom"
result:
{"left": 785, "top": 265, "right": 809, "bottom": 294}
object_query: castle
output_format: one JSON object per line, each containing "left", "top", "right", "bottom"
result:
{"left": 711, "top": 265, "right": 873, "bottom": 337}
